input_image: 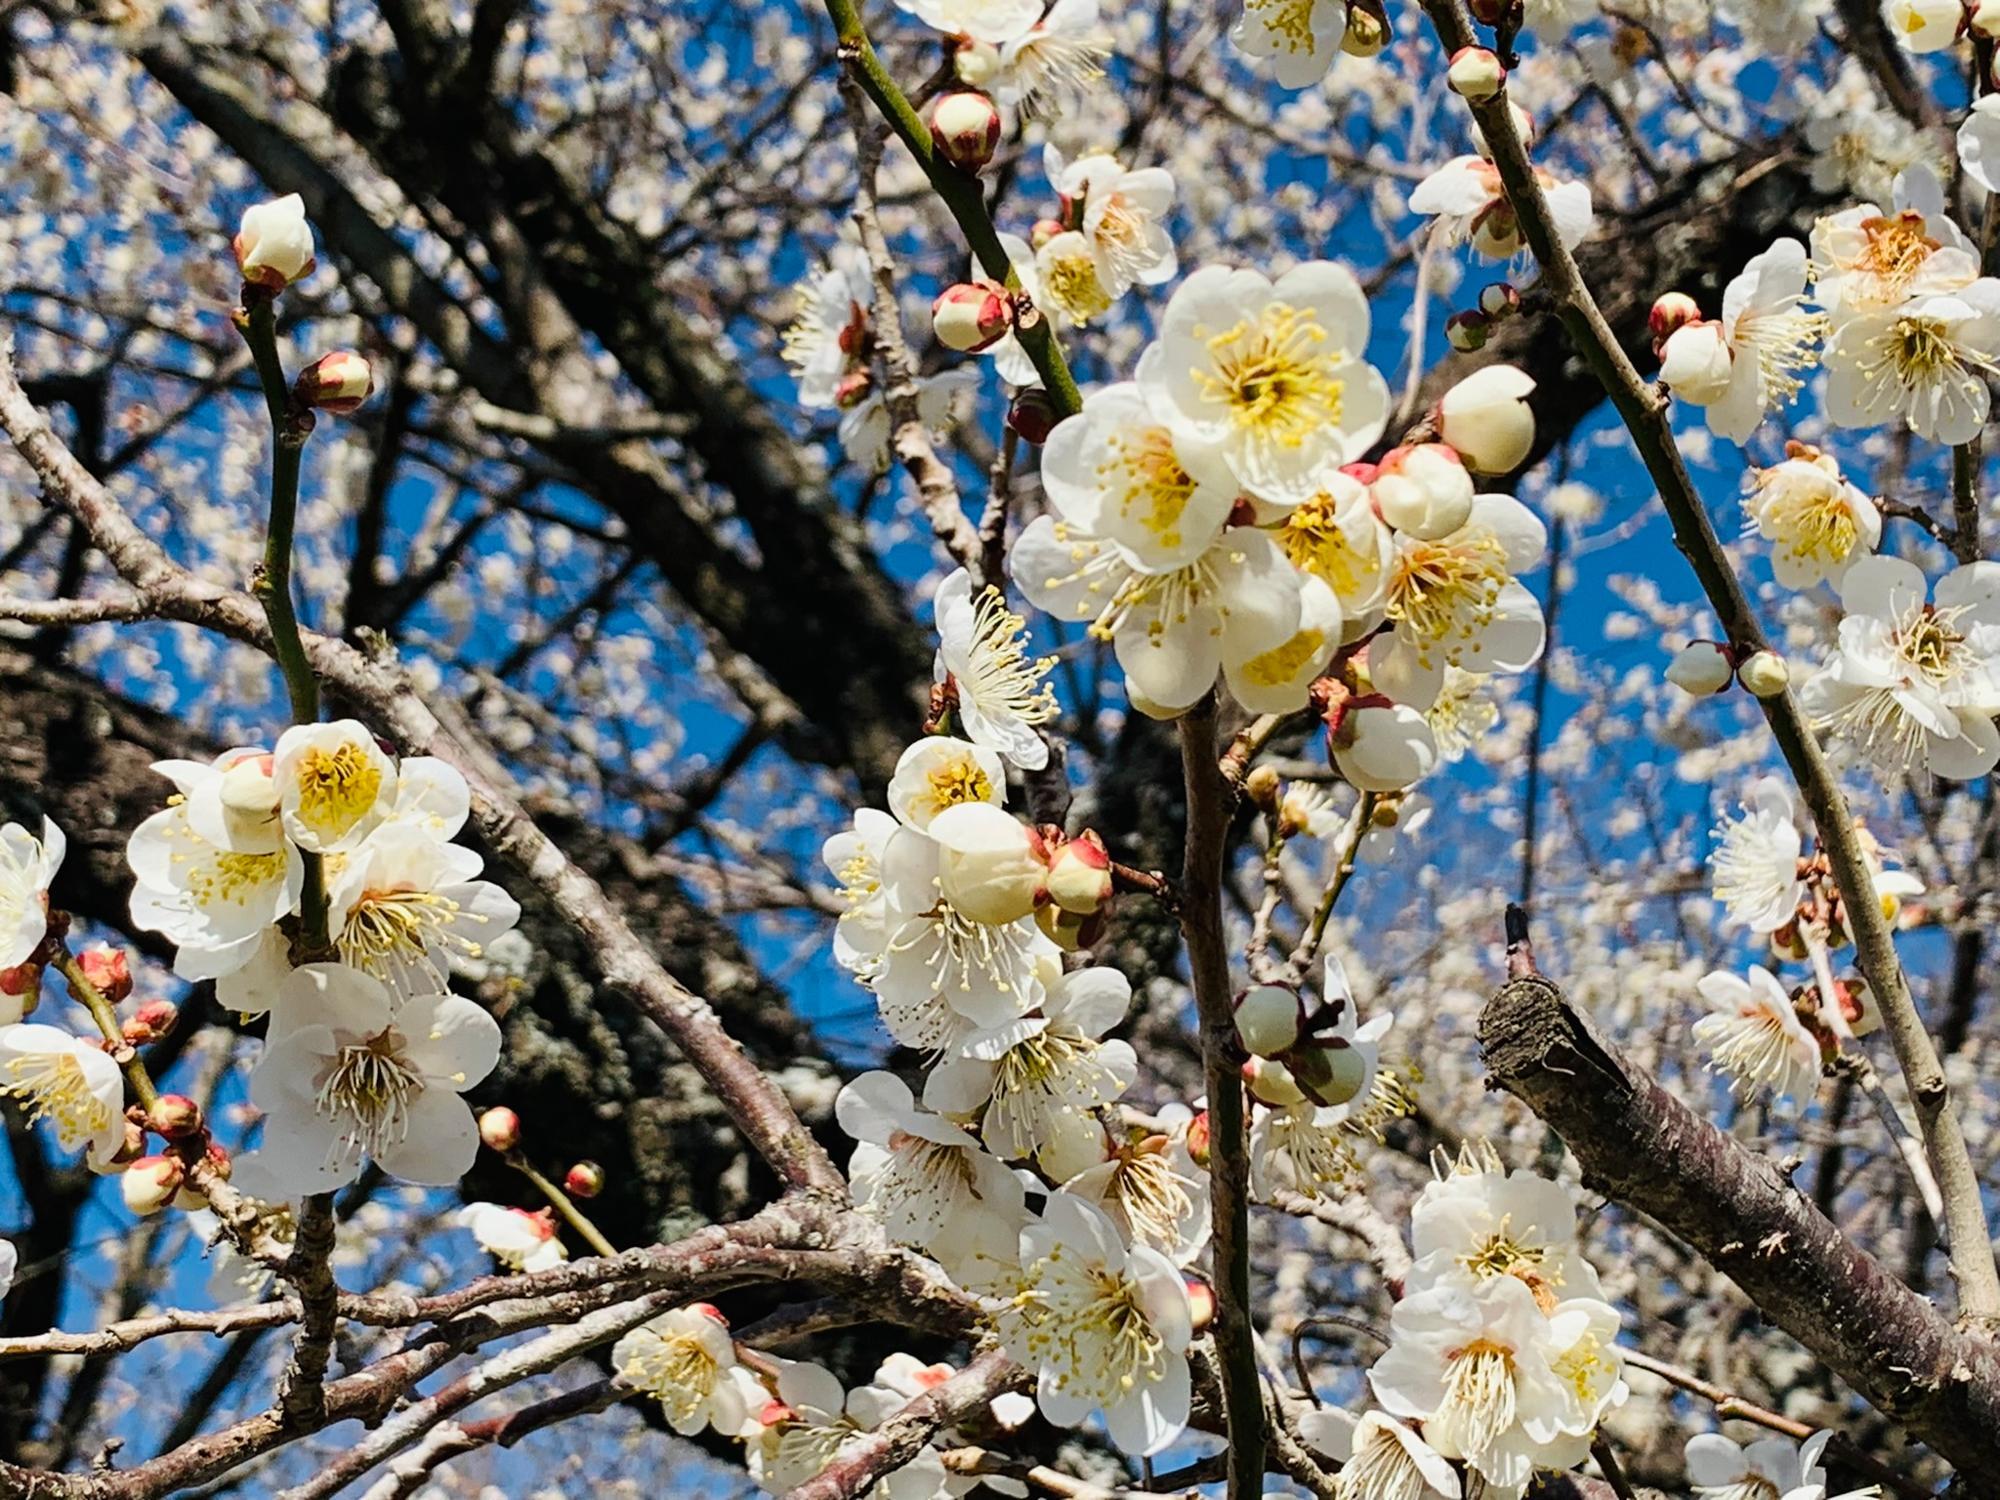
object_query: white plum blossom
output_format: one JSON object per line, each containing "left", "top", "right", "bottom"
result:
{"left": 782, "top": 256, "right": 872, "bottom": 409}
{"left": 1959, "top": 95, "right": 2000, "bottom": 196}
{"left": 926, "top": 962, "right": 1135, "bottom": 1180}
{"left": 891, "top": 0, "right": 1041, "bottom": 44}
{"left": 1300, "top": 1407, "right": 1462, "bottom": 1500}
{"left": 1404, "top": 1153, "right": 1605, "bottom": 1302}
{"left": 0, "top": 1023, "right": 126, "bottom": 1167}
{"left": 1407, "top": 156, "right": 1594, "bottom": 262}
{"left": 272, "top": 721, "right": 397, "bottom": 854}
{"left": 1047, "top": 148, "right": 1178, "bottom": 295}
{"left": 929, "top": 803, "right": 1047, "bottom": 926}
{"left": 1658, "top": 239, "right": 1824, "bottom": 444}
{"left": 887, "top": 737, "right": 1005, "bottom": 832}
{"left": 1223, "top": 573, "right": 1344, "bottom": 714}
{"left": 991, "top": 0, "right": 1109, "bottom": 116}
{"left": 614, "top": 1303, "right": 766, "bottom": 1437}
{"left": 457, "top": 1203, "right": 567, "bottom": 1272}
{"left": 328, "top": 824, "right": 521, "bottom": 998}
{"left": 1800, "top": 555, "right": 2000, "bottom": 780}
{"left": 824, "top": 809, "right": 900, "bottom": 973}
{"left": 992, "top": 1192, "right": 1193, "bottom": 1455}
{"left": 1710, "top": 777, "right": 1806, "bottom": 935}
{"left": 933, "top": 568, "right": 1057, "bottom": 772}
{"left": 0, "top": 818, "right": 62, "bottom": 970}
{"left": 1811, "top": 167, "right": 1977, "bottom": 318}
{"left": 1693, "top": 966, "right": 1824, "bottom": 1105}
{"left": 1332, "top": 698, "right": 1442, "bottom": 794}
{"left": 1744, "top": 446, "right": 1880, "bottom": 590}
{"left": 1823, "top": 279, "right": 2000, "bottom": 444}
{"left": 748, "top": 1358, "right": 961, "bottom": 1499}
{"left": 840, "top": 369, "right": 976, "bottom": 472}
{"left": 250, "top": 964, "right": 501, "bottom": 1192}
{"left": 837, "top": 1069, "right": 1026, "bottom": 1273}
{"left": 1061, "top": 1102, "right": 1211, "bottom": 1265}
{"left": 1276, "top": 470, "right": 1395, "bottom": 630}
{"left": 1686, "top": 1429, "right": 1836, "bottom": 1500}
{"left": 1884, "top": 0, "right": 1966, "bottom": 51}
{"left": 1139, "top": 260, "right": 1389, "bottom": 506}
{"left": 1229, "top": 0, "right": 1345, "bottom": 89}
{"left": 234, "top": 193, "right": 315, "bottom": 287}
{"left": 1372, "top": 493, "right": 1549, "bottom": 699}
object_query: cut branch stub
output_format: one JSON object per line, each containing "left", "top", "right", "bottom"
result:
{"left": 1478, "top": 964, "right": 2000, "bottom": 1485}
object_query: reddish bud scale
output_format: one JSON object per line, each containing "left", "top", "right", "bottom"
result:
{"left": 932, "top": 281, "right": 1013, "bottom": 353}
{"left": 148, "top": 1094, "right": 204, "bottom": 1141}
{"left": 78, "top": 945, "right": 132, "bottom": 1003}
{"left": 295, "top": 351, "right": 374, "bottom": 416}
{"left": 0, "top": 962, "right": 37, "bottom": 998}
{"left": 125, "top": 999, "right": 179, "bottom": 1045}
{"left": 565, "top": 1160, "right": 605, "bottom": 1199}
{"left": 1007, "top": 388, "right": 1060, "bottom": 445}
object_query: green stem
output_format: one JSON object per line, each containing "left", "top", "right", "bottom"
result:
{"left": 509, "top": 1154, "right": 621, "bottom": 1259}
{"left": 820, "top": 0, "right": 1083, "bottom": 417}
{"left": 234, "top": 298, "right": 332, "bottom": 958}
{"left": 52, "top": 944, "right": 159, "bottom": 1111}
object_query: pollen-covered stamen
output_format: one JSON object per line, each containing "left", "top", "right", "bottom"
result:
{"left": 1281, "top": 492, "right": 1382, "bottom": 595}
{"left": 1851, "top": 211, "right": 1941, "bottom": 302}
{"left": 963, "top": 587, "right": 1059, "bottom": 726}
{"left": 872, "top": 1132, "right": 980, "bottom": 1235}
{"left": 1703, "top": 1006, "right": 1810, "bottom": 1097}
{"left": 1898, "top": 601, "right": 1970, "bottom": 683}
{"left": 339, "top": 886, "right": 482, "bottom": 981}
{"left": 988, "top": 1029, "right": 1122, "bottom": 1144}
{"left": 1104, "top": 1146, "right": 1196, "bottom": 1253}
{"left": 1194, "top": 303, "right": 1347, "bottom": 450}
{"left": 180, "top": 844, "right": 287, "bottom": 909}
{"left": 292, "top": 745, "right": 384, "bottom": 839}
{"left": 315, "top": 1029, "right": 421, "bottom": 1164}
{"left": 1099, "top": 428, "right": 1204, "bottom": 551}
{"left": 0, "top": 1054, "right": 113, "bottom": 1150}
{"left": 1748, "top": 475, "right": 1859, "bottom": 564}
{"left": 1433, "top": 1338, "right": 1519, "bottom": 1459}
{"left": 1265, "top": 1107, "right": 1363, "bottom": 1195}
{"left": 1457, "top": 1214, "right": 1556, "bottom": 1282}
{"left": 621, "top": 1330, "right": 724, "bottom": 1427}
{"left": 1242, "top": 0, "right": 1317, "bottom": 51}
{"left": 1016, "top": 1249, "right": 1169, "bottom": 1404}
{"left": 1733, "top": 303, "right": 1827, "bottom": 402}
{"left": 926, "top": 760, "right": 995, "bottom": 811}
{"left": 1387, "top": 532, "right": 1510, "bottom": 657}
{"left": 1041, "top": 242, "right": 1115, "bottom": 323}
{"left": 1007, "top": 28, "right": 1107, "bottom": 116}
{"left": 835, "top": 851, "right": 881, "bottom": 909}
{"left": 894, "top": 902, "right": 1040, "bottom": 1003}
{"left": 1339, "top": 1421, "right": 1434, "bottom": 1500}
{"left": 1092, "top": 196, "right": 1153, "bottom": 285}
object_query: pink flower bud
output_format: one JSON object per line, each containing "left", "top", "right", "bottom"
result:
{"left": 295, "top": 351, "right": 374, "bottom": 416}
{"left": 565, "top": 1160, "right": 605, "bottom": 1199}
{"left": 1477, "top": 281, "right": 1521, "bottom": 320}
{"left": 121, "top": 1155, "right": 186, "bottom": 1217}
{"left": 1184, "top": 1109, "right": 1210, "bottom": 1166}
{"left": 688, "top": 1302, "right": 728, "bottom": 1325}
{"left": 1043, "top": 829, "right": 1114, "bottom": 915}
{"left": 1007, "top": 388, "right": 1060, "bottom": 445}
{"left": 1029, "top": 217, "right": 1067, "bottom": 252}
{"left": 0, "top": 962, "right": 37, "bottom": 998}
{"left": 1447, "top": 46, "right": 1506, "bottom": 102}
{"left": 1648, "top": 291, "right": 1703, "bottom": 351}
{"left": 1234, "top": 983, "right": 1305, "bottom": 1058}
{"left": 124, "top": 1000, "right": 179, "bottom": 1046}
{"left": 929, "top": 91, "right": 1002, "bottom": 173}
{"left": 79, "top": 945, "right": 132, "bottom": 1003}
{"left": 931, "top": 281, "right": 1013, "bottom": 353}
{"left": 1373, "top": 443, "right": 1473, "bottom": 540}
{"left": 1444, "top": 309, "right": 1491, "bottom": 353}
{"left": 479, "top": 1106, "right": 522, "bottom": 1152}
{"left": 148, "top": 1094, "right": 204, "bottom": 1141}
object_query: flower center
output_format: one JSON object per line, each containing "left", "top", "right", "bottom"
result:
{"left": 926, "top": 761, "right": 995, "bottom": 813}
{"left": 292, "top": 744, "right": 383, "bottom": 840}
{"left": 1756, "top": 472, "right": 1858, "bottom": 563}
{"left": 339, "top": 885, "right": 480, "bottom": 983}
{"left": 962, "top": 587, "right": 1058, "bottom": 724}
{"left": 836, "top": 852, "right": 880, "bottom": 907}
{"left": 1107, "top": 1149, "right": 1196, "bottom": 1252}
{"left": 1338, "top": 1424, "right": 1428, "bottom": 1500}
{"left": 1041, "top": 244, "right": 1114, "bottom": 323}
{"left": 1195, "top": 303, "right": 1345, "bottom": 450}
{"left": 1282, "top": 492, "right": 1382, "bottom": 596}
{"left": 1853, "top": 212, "right": 1939, "bottom": 301}
{"left": 622, "top": 1331, "right": 720, "bottom": 1426}
{"left": 1886, "top": 315, "right": 1962, "bottom": 383}
{"left": 1387, "top": 532, "right": 1509, "bottom": 660}
{"left": 1896, "top": 603, "right": 1967, "bottom": 684}
{"left": 316, "top": 1029, "right": 421, "bottom": 1160}
{"left": 1457, "top": 1217, "right": 1554, "bottom": 1283}
{"left": 184, "top": 847, "right": 287, "bottom": 908}
{"left": 0, "top": 1053, "right": 112, "bottom": 1152}
{"left": 1007, "top": 27, "right": 1106, "bottom": 115}
{"left": 1435, "top": 1338, "right": 1518, "bottom": 1458}
{"left": 1244, "top": 0, "right": 1318, "bottom": 51}
{"left": 1015, "top": 1251, "right": 1167, "bottom": 1406}
{"left": 1099, "top": 428, "right": 1205, "bottom": 552}
{"left": 1734, "top": 306, "right": 1827, "bottom": 402}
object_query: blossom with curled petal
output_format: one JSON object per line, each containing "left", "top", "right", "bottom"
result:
{"left": 457, "top": 1202, "right": 567, "bottom": 1273}
{"left": 1301, "top": 1407, "right": 1462, "bottom": 1500}
{"left": 1744, "top": 446, "right": 1880, "bottom": 591}
{"left": 0, "top": 818, "right": 62, "bottom": 973}
{"left": 1709, "top": 777, "right": 1806, "bottom": 935}
{"left": 934, "top": 568, "right": 1058, "bottom": 772}
{"left": 614, "top": 1303, "right": 766, "bottom": 1437}
{"left": 1047, "top": 147, "right": 1178, "bottom": 296}
{"left": 1659, "top": 239, "right": 1825, "bottom": 445}
{"left": 0, "top": 1023, "right": 125, "bottom": 1167}
{"left": 1692, "top": 966, "right": 1823, "bottom": 1105}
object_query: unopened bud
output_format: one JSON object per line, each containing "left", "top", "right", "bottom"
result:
{"left": 1649, "top": 291, "right": 1702, "bottom": 351}
{"left": 1030, "top": 217, "right": 1067, "bottom": 252}
{"left": 1184, "top": 1109, "right": 1210, "bottom": 1167}
{"left": 234, "top": 194, "right": 315, "bottom": 291}
{"left": 1288, "top": 1042, "right": 1371, "bottom": 1109}
{"left": 1477, "top": 281, "right": 1521, "bottom": 320}
{"left": 77, "top": 945, "right": 132, "bottom": 1003}
{"left": 1738, "top": 649, "right": 1790, "bottom": 698}
{"left": 930, "top": 91, "right": 1002, "bottom": 173}
{"left": 1034, "top": 901, "right": 1096, "bottom": 951}
{"left": 1043, "top": 829, "right": 1114, "bottom": 915}
{"left": 1183, "top": 1274, "right": 1217, "bottom": 1333}
{"left": 479, "top": 1106, "right": 522, "bottom": 1152}
{"left": 147, "top": 1094, "right": 204, "bottom": 1141}
{"left": 294, "top": 351, "right": 374, "bottom": 416}
{"left": 565, "top": 1160, "right": 605, "bottom": 1199}
{"left": 1007, "top": 388, "right": 1060, "bottom": 445}
{"left": 932, "top": 281, "right": 1013, "bottom": 353}
{"left": 1235, "top": 983, "right": 1306, "bottom": 1058}
{"left": 121, "top": 1155, "right": 186, "bottom": 1217}
{"left": 1243, "top": 764, "right": 1282, "bottom": 814}
{"left": 1666, "top": 640, "right": 1733, "bottom": 697}
{"left": 954, "top": 37, "right": 1001, "bottom": 87}
{"left": 1243, "top": 1054, "right": 1308, "bottom": 1108}
{"left": 0, "top": 962, "right": 37, "bottom": 998}
{"left": 1341, "top": 0, "right": 1389, "bottom": 55}
{"left": 1444, "top": 309, "right": 1491, "bottom": 353}
{"left": 1447, "top": 46, "right": 1506, "bottom": 101}
{"left": 124, "top": 999, "right": 179, "bottom": 1046}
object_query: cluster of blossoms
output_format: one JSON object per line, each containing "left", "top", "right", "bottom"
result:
{"left": 1685, "top": 1428, "right": 1881, "bottom": 1500}
{"left": 1693, "top": 776, "right": 1919, "bottom": 1107}
{"left": 1305, "top": 1149, "right": 1629, "bottom": 1499}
